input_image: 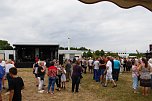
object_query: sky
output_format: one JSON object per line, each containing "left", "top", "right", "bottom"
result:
{"left": 0, "top": 0, "right": 152, "bottom": 53}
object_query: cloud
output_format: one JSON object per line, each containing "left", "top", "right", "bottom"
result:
{"left": 0, "top": 0, "right": 152, "bottom": 53}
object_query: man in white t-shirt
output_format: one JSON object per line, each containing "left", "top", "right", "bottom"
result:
{"left": 103, "top": 56, "right": 117, "bottom": 87}
{"left": 93, "top": 58, "right": 100, "bottom": 82}
{"left": 88, "top": 58, "right": 93, "bottom": 73}
{"left": 0, "top": 58, "right": 6, "bottom": 89}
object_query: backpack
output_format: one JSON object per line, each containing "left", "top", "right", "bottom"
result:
{"left": 0, "top": 65, "right": 5, "bottom": 79}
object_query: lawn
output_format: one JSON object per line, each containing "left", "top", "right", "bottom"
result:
{"left": 2, "top": 68, "right": 152, "bottom": 101}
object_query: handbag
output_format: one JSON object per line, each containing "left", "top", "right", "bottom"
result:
{"left": 137, "top": 75, "right": 140, "bottom": 81}
{"left": 133, "top": 71, "right": 140, "bottom": 81}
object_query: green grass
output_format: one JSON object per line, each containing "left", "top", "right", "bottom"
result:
{"left": 2, "top": 68, "right": 152, "bottom": 101}
{"left": 81, "top": 72, "right": 152, "bottom": 101}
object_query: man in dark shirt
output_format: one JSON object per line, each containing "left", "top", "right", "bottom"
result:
{"left": 99, "top": 57, "right": 106, "bottom": 84}
{"left": 65, "top": 60, "right": 72, "bottom": 81}
{"left": 9, "top": 67, "right": 24, "bottom": 101}
{"left": 71, "top": 59, "right": 83, "bottom": 93}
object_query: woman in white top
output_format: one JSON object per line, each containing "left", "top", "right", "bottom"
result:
{"left": 61, "top": 66, "right": 66, "bottom": 89}
{"left": 5, "top": 60, "right": 15, "bottom": 90}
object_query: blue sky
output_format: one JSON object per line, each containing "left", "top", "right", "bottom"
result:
{"left": 0, "top": 0, "right": 152, "bottom": 53}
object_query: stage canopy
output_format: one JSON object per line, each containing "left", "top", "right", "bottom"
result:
{"left": 79, "top": 0, "right": 152, "bottom": 12}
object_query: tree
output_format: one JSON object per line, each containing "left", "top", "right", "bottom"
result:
{"left": 0, "top": 40, "right": 13, "bottom": 50}
{"left": 83, "top": 52, "right": 87, "bottom": 57}
{"left": 78, "top": 47, "right": 88, "bottom": 51}
{"left": 95, "top": 50, "right": 100, "bottom": 56}
{"left": 87, "top": 49, "right": 92, "bottom": 57}
{"left": 100, "top": 50, "right": 105, "bottom": 56}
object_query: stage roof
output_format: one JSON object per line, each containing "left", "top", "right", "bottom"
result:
{"left": 13, "top": 43, "right": 59, "bottom": 46}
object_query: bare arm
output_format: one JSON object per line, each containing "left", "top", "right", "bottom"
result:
{"left": 9, "top": 90, "right": 14, "bottom": 101}
{"left": 33, "top": 64, "right": 35, "bottom": 69}
{"left": 104, "top": 66, "right": 109, "bottom": 74}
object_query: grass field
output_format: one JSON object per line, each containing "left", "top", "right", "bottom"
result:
{"left": 2, "top": 68, "right": 152, "bottom": 101}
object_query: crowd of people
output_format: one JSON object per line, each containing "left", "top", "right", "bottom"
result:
{"left": 32, "top": 58, "right": 83, "bottom": 94}
{"left": 0, "top": 56, "right": 152, "bottom": 101}
{"left": 82, "top": 56, "right": 152, "bottom": 95}
{"left": 0, "top": 59, "right": 24, "bottom": 101}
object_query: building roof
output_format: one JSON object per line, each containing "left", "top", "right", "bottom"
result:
{"left": 13, "top": 42, "right": 59, "bottom": 46}
{"left": 59, "top": 50, "right": 83, "bottom": 54}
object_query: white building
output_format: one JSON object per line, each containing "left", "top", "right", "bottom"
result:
{"left": 59, "top": 50, "right": 83, "bottom": 60}
{"left": 0, "top": 50, "right": 15, "bottom": 60}
{"left": 118, "top": 52, "right": 129, "bottom": 58}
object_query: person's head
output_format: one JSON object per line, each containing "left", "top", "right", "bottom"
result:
{"left": 68, "top": 59, "right": 71, "bottom": 63}
{"left": 107, "top": 56, "right": 111, "bottom": 61}
{"left": 7, "top": 59, "right": 12, "bottom": 64}
{"left": 39, "top": 61, "right": 44, "bottom": 66}
{"left": 76, "top": 59, "right": 81, "bottom": 65}
{"left": 9, "top": 67, "right": 17, "bottom": 77}
{"left": 50, "top": 61, "right": 54, "bottom": 66}
{"left": 132, "top": 60, "right": 137, "bottom": 66}
{"left": 141, "top": 58, "right": 148, "bottom": 68}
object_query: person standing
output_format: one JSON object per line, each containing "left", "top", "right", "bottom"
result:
{"left": 71, "top": 60, "right": 83, "bottom": 93}
{"left": 88, "top": 58, "right": 93, "bottom": 73}
{"left": 103, "top": 56, "right": 117, "bottom": 87}
{"left": 9, "top": 67, "right": 24, "bottom": 101}
{"left": 5, "top": 60, "right": 15, "bottom": 91}
{"left": 113, "top": 57, "right": 121, "bottom": 81}
{"left": 33, "top": 61, "right": 39, "bottom": 87}
{"left": 139, "top": 58, "right": 151, "bottom": 96}
{"left": 99, "top": 56, "right": 106, "bottom": 84}
{"left": 65, "top": 60, "right": 72, "bottom": 82}
{"left": 55, "top": 60, "right": 62, "bottom": 91}
{"left": 37, "top": 61, "right": 45, "bottom": 93}
{"left": 0, "top": 65, "right": 5, "bottom": 101}
{"left": 0, "top": 59, "right": 6, "bottom": 89}
{"left": 93, "top": 58, "right": 100, "bottom": 82}
{"left": 132, "top": 60, "right": 139, "bottom": 93}
{"left": 123, "top": 58, "right": 127, "bottom": 72}
{"left": 126, "top": 58, "right": 132, "bottom": 72}
{"left": 148, "top": 58, "right": 152, "bottom": 89}
{"left": 61, "top": 65, "right": 66, "bottom": 89}
{"left": 47, "top": 62, "right": 57, "bottom": 94}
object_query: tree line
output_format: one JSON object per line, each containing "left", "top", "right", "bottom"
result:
{"left": 0, "top": 40, "right": 13, "bottom": 50}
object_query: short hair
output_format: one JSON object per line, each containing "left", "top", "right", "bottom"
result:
{"left": 50, "top": 61, "right": 54, "bottom": 66}
{"left": 9, "top": 67, "right": 17, "bottom": 75}
{"left": 107, "top": 56, "right": 111, "bottom": 60}
{"left": 76, "top": 59, "right": 80, "bottom": 65}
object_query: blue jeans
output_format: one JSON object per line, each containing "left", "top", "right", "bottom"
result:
{"left": 94, "top": 69, "right": 99, "bottom": 82}
{"left": 0, "top": 79, "right": 2, "bottom": 91}
{"left": 48, "top": 77, "right": 56, "bottom": 92}
{"left": 133, "top": 76, "right": 138, "bottom": 90}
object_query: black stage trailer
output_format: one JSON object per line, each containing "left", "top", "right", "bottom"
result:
{"left": 13, "top": 43, "right": 59, "bottom": 68}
